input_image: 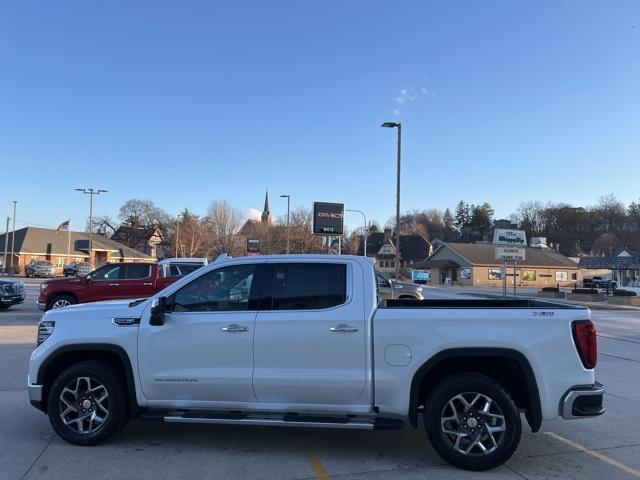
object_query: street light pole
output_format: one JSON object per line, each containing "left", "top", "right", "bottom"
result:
{"left": 381, "top": 122, "right": 402, "bottom": 280}
{"left": 76, "top": 188, "right": 107, "bottom": 268}
{"left": 280, "top": 194, "right": 290, "bottom": 254}
{"left": 2, "top": 217, "right": 9, "bottom": 275}
{"left": 9, "top": 201, "right": 16, "bottom": 269}
{"left": 346, "top": 209, "right": 367, "bottom": 257}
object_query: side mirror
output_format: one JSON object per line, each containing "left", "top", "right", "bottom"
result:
{"left": 149, "top": 296, "right": 166, "bottom": 326}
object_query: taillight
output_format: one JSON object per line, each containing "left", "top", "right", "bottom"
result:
{"left": 572, "top": 320, "right": 597, "bottom": 369}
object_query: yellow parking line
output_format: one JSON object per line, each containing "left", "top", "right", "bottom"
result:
{"left": 545, "top": 432, "right": 640, "bottom": 478}
{"left": 305, "top": 454, "right": 331, "bottom": 480}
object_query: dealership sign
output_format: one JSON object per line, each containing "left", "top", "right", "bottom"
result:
{"left": 495, "top": 246, "right": 526, "bottom": 261}
{"left": 312, "top": 202, "right": 344, "bottom": 235}
{"left": 493, "top": 228, "right": 527, "bottom": 246}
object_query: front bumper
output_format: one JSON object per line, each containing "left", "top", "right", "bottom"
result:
{"left": 561, "top": 382, "right": 605, "bottom": 419}
{"left": 1, "top": 294, "right": 25, "bottom": 305}
{"left": 28, "top": 384, "right": 44, "bottom": 411}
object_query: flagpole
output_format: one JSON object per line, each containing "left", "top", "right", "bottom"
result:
{"left": 67, "top": 220, "right": 71, "bottom": 264}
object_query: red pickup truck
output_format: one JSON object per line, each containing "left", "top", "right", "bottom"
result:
{"left": 38, "top": 262, "right": 182, "bottom": 311}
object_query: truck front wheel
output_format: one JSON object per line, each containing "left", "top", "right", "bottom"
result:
{"left": 47, "top": 361, "right": 127, "bottom": 445}
{"left": 47, "top": 294, "right": 76, "bottom": 310}
{"left": 423, "top": 373, "right": 521, "bottom": 471}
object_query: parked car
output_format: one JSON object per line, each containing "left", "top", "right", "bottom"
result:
{"left": 25, "top": 260, "right": 56, "bottom": 278}
{"left": 28, "top": 255, "right": 604, "bottom": 471}
{"left": 158, "top": 257, "right": 208, "bottom": 277}
{"left": 38, "top": 262, "right": 183, "bottom": 310}
{"left": 0, "top": 280, "right": 25, "bottom": 310}
{"left": 584, "top": 276, "right": 618, "bottom": 290}
{"left": 63, "top": 261, "right": 91, "bottom": 277}
{"left": 376, "top": 271, "right": 424, "bottom": 300}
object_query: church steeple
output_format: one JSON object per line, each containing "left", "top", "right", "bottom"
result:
{"left": 261, "top": 189, "right": 272, "bottom": 225}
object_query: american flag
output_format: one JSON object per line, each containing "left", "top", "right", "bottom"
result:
{"left": 56, "top": 220, "right": 70, "bottom": 232}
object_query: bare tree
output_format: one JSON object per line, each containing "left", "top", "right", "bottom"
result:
{"left": 172, "top": 210, "right": 212, "bottom": 258}
{"left": 206, "top": 200, "right": 244, "bottom": 256}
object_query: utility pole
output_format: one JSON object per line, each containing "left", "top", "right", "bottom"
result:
{"left": 280, "top": 195, "right": 291, "bottom": 254}
{"left": 75, "top": 188, "right": 107, "bottom": 268}
{"left": 2, "top": 217, "right": 9, "bottom": 275}
{"left": 381, "top": 122, "right": 402, "bottom": 280}
{"left": 9, "top": 201, "right": 16, "bottom": 269}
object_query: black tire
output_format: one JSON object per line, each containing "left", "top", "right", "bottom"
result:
{"left": 423, "top": 373, "right": 521, "bottom": 471}
{"left": 0, "top": 304, "right": 10, "bottom": 310}
{"left": 46, "top": 294, "right": 77, "bottom": 311}
{"left": 47, "top": 361, "right": 127, "bottom": 446}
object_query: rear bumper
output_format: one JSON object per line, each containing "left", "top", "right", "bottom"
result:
{"left": 561, "top": 382, "right": 605, "bottom": 419}
{"left": 28, "top": 384, "right": 45, "bottom": 412}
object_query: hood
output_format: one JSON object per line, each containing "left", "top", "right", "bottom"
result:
{"left": 392, "top": 280, "right": 421, "bottom": 289}
{"left": 43, "top": 298, "right": 151, "bottom": 322}
{"left": 43, "top": 276, "right": 88, "bottom": 286}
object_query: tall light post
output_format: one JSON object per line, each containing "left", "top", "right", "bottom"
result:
{"left": 9, "top": 201, "right": 17, "bottom": 269}
{"left": 280, "top": 194, "right": 290, "bottom": 254}
{"left": 2, "top": 217, "right": 9, "bottom": 275}
{"left": 346, "top": 209, "right": 367, "bottom": 257}
{"left": 76, "top": 188, "right": 107, "bottom": 268}
{"left": 381, "top": 121, "right": 402, "bottom": 280}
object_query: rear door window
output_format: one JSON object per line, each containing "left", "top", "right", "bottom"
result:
{"left": 267, "top": 263, "right": 347, "bottom": 310}
{"left": 125, "top": 264, "right": 151, "bottom": 279}
{"left": 92, "top": 265, "right": 123, "bottom": 280}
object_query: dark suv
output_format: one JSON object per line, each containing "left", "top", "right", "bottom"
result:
{"left": 63, "top": 261, "right": 91, "bottom": 277}
{"left": 0, "top": 280, "right": 25, "bottom": 310}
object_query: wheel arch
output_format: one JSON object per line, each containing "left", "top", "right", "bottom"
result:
{"left": 46, "top": 292, "right": 79, "bottom": 309}
{"left": 36, "top": 343, "right": 139, "bottom": 418}
{"left": 408, "top": 348, "right": 542, "bottom": 432}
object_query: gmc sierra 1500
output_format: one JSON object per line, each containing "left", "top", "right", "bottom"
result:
{"left": 28, "top": 255, "right": 604, "bottom": 471}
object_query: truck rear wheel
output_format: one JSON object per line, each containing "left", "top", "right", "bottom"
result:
{"left": 423, "top": 373, "right": 521, "bottom": 471}
{"left": 47, "top": 361, "right": 127, "bottom": 445}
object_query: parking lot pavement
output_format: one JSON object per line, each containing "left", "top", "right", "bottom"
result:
{"left": 1, "top": 297, "right": 639, "bottom": 479}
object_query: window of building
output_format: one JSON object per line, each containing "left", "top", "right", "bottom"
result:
{"left": 270, "top": 263, "right": 347, "bottom": 310}
{"left": 488, "top": 269, "right": 502, "bottom": 280}
{"left": 55, "top": 257, "right": 65, "bottom": 267}
{"left": 571, "top": 272, "right": 577, "bottom": 281}
{"left": 170, "top": 264, "right": 256, "bottom": 312}
{"left": 522, "top": 270, "right": 536, "bottom": 281}
{"left": 555, "top": 271, "right": 568, "bottom": 281}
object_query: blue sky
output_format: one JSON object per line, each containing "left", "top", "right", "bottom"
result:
{"left": 1, "top": 1, "right": 638, "bottom": 231}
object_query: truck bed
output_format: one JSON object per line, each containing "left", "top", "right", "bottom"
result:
{"left": 379, "top": 298, "right": 585, "bottom": 309}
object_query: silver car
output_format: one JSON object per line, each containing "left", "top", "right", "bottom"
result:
{"left": 376, "top": 271, "right": 424, "bottom": 300}
{"left": 25, "top": 260, "right": 56, "bottom": 278}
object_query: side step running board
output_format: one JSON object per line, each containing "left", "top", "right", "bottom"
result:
{"left": 158, "top": 412, "right": 403, "bottom": 430}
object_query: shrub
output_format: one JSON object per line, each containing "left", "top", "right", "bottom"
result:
{"left": 541, "top": 287, "right": 559, "bottom": 292}
{"left": 571, "top": 288, "right": 598, "bottom": 294}
{"left": 612, "top": 289, "right": 637, "bottom": 297}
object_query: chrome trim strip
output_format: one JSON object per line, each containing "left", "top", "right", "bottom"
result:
{"left": 164, "top": 416, "right": 375, "bottom": 429}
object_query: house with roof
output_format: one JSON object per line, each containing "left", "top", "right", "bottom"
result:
{"left": 578, "top": 248, "right": 640, "bottom": 288}
{"left": 417, "top": 242, "right": 580, "bottom": 287}
{"left": 110, "top": 226, "right": 167, "bottom": 258}
{"left": 0, "top": 227, "right": 154, "bottom": 274}
{"left": 356, "top": 228, "right": 432, "bottom": 275}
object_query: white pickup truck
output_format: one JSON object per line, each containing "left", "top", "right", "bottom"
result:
{"left": 28, "top": 255, "right": 604, "bottom": 471}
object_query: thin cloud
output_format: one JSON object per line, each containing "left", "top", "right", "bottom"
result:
{"left": 392, "top": 84, "right": 435, "bottom": 115}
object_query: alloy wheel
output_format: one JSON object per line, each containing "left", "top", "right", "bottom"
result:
{"left": 58, "top": 376, "right": 110, "bottom": 434}
{"left": 52, "top": 299, "right": 72, "bottom": 309}
{"left": 440, "top": 392, "right": 506, "bottom": 455}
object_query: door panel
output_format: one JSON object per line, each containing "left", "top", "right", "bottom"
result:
{"left": 253, "top": 262, "right": 367, "bottom": 406}
{"left": 138, "top": 310, "right": 256, "bottom": 402}
{"left": 138, "top": 262, "right": 260, "bottom": 404}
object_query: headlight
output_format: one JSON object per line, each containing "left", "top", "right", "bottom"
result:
{"left": 37, "top": 320, "right": 55, "bottom": 346}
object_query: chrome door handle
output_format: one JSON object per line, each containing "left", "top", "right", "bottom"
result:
{"left": 330, "top": 324, "right": 359, "bottom": 333}
{"left": 143, "top": 282, "right": 153, "bottom": 286}
{"left": 221, "top": 324, "right": 248, "bottom": 333}
{"left": 108, "top": 283, "right": 120, "bottom": 286}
